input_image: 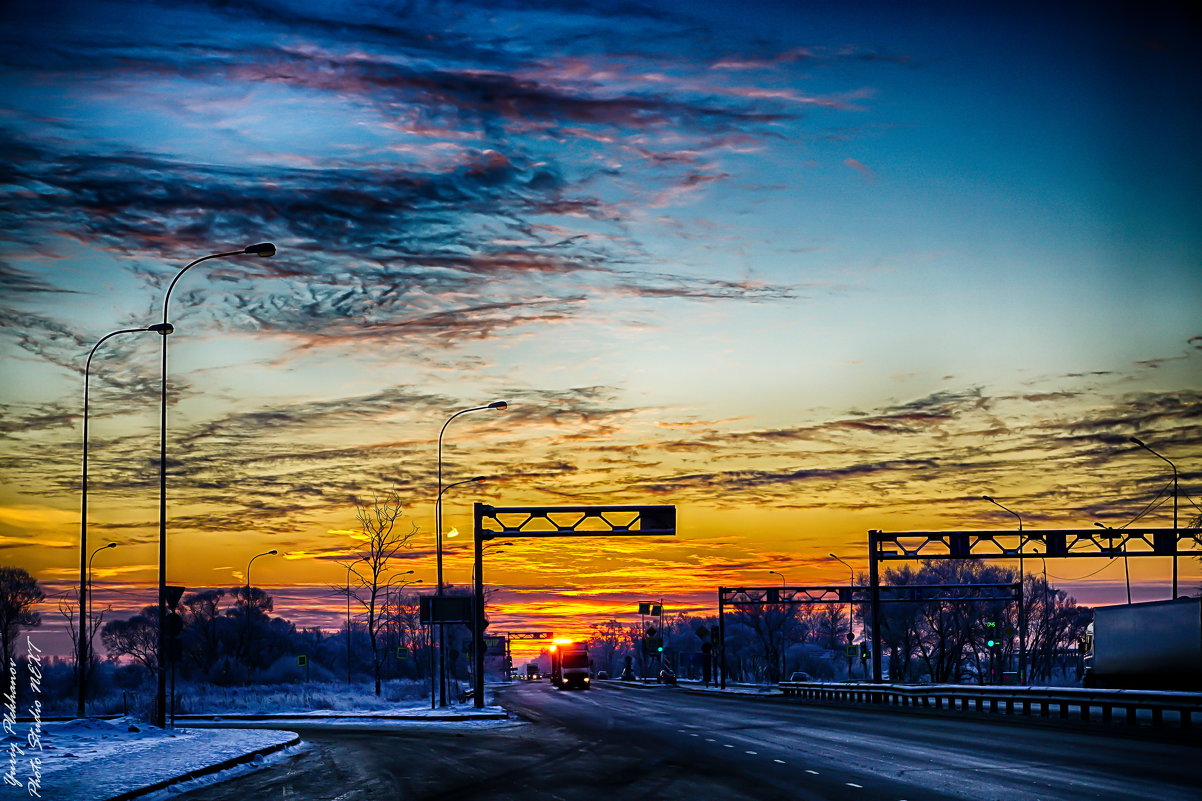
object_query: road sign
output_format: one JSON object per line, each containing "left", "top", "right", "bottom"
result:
{"left": 297, "top": 654, "right": 308, "bottom": 667}
{"left": 420, "top": 595, "right": 474, "bottom": 624}
{"left": 845, "top": 644, "right": 859, "bottom": 657}
{"left": 164, "top": 585, "right": 186, "bottom": 612}
{"left": 396, "top": 646, "right": 410, "bottom": 659}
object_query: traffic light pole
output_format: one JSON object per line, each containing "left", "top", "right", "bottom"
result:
{"left": 718, "top": 593, "right": 727, "bottom": 689}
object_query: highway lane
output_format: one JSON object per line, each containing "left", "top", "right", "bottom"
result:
{"left": 512, "top": 681, "right": 1200, "bottom": 801}
{"left": 175, "top": 681, "right": 1200, "bottom": 800}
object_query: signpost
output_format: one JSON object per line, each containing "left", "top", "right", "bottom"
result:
{"left": 471, "top": 503, "right": 676, "bottom": 707}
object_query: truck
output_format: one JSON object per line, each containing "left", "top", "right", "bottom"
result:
{"left": 549, "top": 641, "right": 590, "bottom": 690}
{"left": 1082, "top": 597, "right": 1202, "bottom": 690}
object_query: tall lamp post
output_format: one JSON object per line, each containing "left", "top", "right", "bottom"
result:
{"left": 345, "top": 556, "right": 366, "bottom": 685}
{"left": 79, "top": 326, "right": 156, "bottom": 718}
{"left": 768, "top": 570, "right": 786, "bottom": 586}
{"left": 1130, "top": 437, "right": 1178, "bottom": 598}
{"left": 436, "top": 403, "right": 505, "bottom": 706}
{"left": 829, "top": 554, "right": 855, "bottom": 678}
{"left": 82, "top": 542, "right": 117, "bottom": 714}
{"left": 431, "top": 476, "right": 485, "bottom": 705}
{"left": 983, "top": 495, "right": 1026, "bottom": 683}
{"left": 383, "top": 574, "right": 421, "bottom": 672}
{"left": 244, "top": 549, "right": 277, "bottom": 681}
{"left": 154, "top": 242, "right": 275, "bottom": 726}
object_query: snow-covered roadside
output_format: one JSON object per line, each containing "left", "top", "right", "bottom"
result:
{"left": 6, "top": 717, "right": 297, "bottom": 801}
{"left": 8, "top": 700, "right": 515, "bottom": 801}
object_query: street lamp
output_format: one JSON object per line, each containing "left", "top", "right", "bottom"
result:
{"left": 983, "top": 495, "right": 1026, "bottom": 683}
{"left": 829, "top": 554, "right": 855, "bottom": 678}
{"left": 344, "top": 556, "right": 366, "bottom": 685}
{"left": 82, "top": 541, "right": 117, "bottom": 713}
{"left": 1130, "top": 437, "right": 1179, "bottom": 598}
{"left": 244, "top": 549, "right": 277, "bottom": 681}
{"left": 768, "top": 570, "right": 786, "bottom": 586}
{"left": 154, "top": 242, "right": 275, "bottom": 727}
{"left": 79, "top": 326, "right": 155, "bottom": 718}
{"left": 436, "top": 405, "right": 505, "bottom": 707}
{"left": 383, "top": 573, "right": 422, "bottom": 663}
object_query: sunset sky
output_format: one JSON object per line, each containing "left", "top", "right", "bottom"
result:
{"left": 1, "top": 1, "right": 1199, "bottom": 658}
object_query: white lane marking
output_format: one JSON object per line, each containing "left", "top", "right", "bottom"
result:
{"left": 773, "top": 759, "right": 786, "bottom": 764}
{"left": 745, "top": 750, "right": 758, "bottom": 755}
{"left": 804, "top": 770, "right": 819, "bottom": 775}
{"left": 704, "top": 738, "right": 715, "bottom": 742}
{"left": 724, "top": 744, "right": 734, "bottom": 748}
{"left": 690, "top": 733, "right": 699, "bottom": 737}
{"left": 676, "top": 729, "right": 687, "bottom": 733}
{"left": 845, "top": 783, "right": 863, "bottom": 788}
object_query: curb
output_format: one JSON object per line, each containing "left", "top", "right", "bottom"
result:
{"left": 103, "top": 732, "right": 301, "bottom": 801}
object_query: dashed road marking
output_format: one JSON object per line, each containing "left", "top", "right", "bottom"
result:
{"left": 724, "top": 744, "right": 734, "bottom": 748}
{"left": 690, "top": 733, "right": 699, "bottom": 737}
{"left": 773, "top": 759, "right": 786, "bottom": 764}
{"left": 845, "top": 783, "right": 863, "bottom": 789}
{"left": 704, "top": 738, "right": 715, "bottom": 742}
{"left": 804, "top": 770, "right": 819, "bottom": 775}
{"left": 745, "top": 751, "right": 757, "bottom": 755}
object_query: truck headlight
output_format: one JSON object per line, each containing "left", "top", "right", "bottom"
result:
{"left": 583, "top": 677, "right": 590, "bottom": 682}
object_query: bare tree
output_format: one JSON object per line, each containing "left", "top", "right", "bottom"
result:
{"left": 0, "top": 566, "right": 44, "bottom": 674}
{"left": 58, "top": 590, "right": 110, "bottom": 696}
{"left": 100, "top": 606, "right": 159, "bottom": 673}
{"left": 336, "top": 493, "right": 419, "bottom": 695}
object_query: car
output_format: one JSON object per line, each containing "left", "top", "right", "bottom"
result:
{"left": 787, "top": 671, "right": 814, "bottom": 682}
{"left": 657, "top": 669, "right": 677, "bottom": 685}
{"left": 595, "top": 670, "right": 610, "bottom": 680}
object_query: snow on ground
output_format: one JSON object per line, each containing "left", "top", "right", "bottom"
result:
{"left": 7, "top": 717, "right": 298, "bottom": 801}
{"left": 5, "top": 691, "right": 514, "bottom": 801}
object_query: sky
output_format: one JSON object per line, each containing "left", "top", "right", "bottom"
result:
{"left": 1, "top": 0, "right": 1199, "bottom": 659}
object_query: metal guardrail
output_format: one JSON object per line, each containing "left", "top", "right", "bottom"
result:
{"left": 778, "top": 681, "right": 1202, "bottom": 729}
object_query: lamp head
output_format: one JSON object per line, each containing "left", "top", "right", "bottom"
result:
{"left": 243, "top": 243, "right": 276, "bottom": 257}
{"left": 982, "top": 495, "right": 994, "bottom": 502}
{"left": 489, "top": 401, "right": 508, "bottom": 410}
{"left": 1129, "top": 437, "right": 1146, "bottom": 447}
{"left": 148, "top": 323, "right": 174, "bottom": 336}
{"left": 268, "top": 549, "right": 278, "bottom": 555}
{"left": 472, "top": 476, "right": 487, "bottom": 482}
{"left": 107, "top": 542, "right": 117, "bottom": 549}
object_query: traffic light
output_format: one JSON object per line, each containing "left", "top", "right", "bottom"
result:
{"left": 986, "top": 638, "right": 997, "bottom": 648}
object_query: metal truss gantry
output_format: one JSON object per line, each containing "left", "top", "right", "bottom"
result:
{"left": 866, "top": 527, "right": 1201, "bottom": 682}
{"left": 716, "top": 584, "right": 1020, "bottom": 688}
{"left": 470, "top": 503, "right": 676, "bottom": 707}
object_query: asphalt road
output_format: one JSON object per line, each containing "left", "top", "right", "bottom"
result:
{"left": 176, "top": 681, "right": 1201, "bottom": 801}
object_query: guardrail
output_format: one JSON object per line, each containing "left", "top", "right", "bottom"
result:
{"left": 778, "top": 681, "right": 1202, "bottom": 729}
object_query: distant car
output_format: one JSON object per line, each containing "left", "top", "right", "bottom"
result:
{"left": 788, "top": 671, "right": 814, "bottom": 682}
{"left": 657, "top": 669, "right": 677, "bottom": 685}
{"left": 595, "top": 670, "right": 610, "bottom": 680}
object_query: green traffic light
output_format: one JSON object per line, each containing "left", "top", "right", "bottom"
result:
{"left": 987, "top": 639, "right": 996, "bottom": 647}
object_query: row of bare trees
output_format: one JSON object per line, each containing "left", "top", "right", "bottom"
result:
{"left": 576, "top": 560, "right": 1092, "bottom": 686}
